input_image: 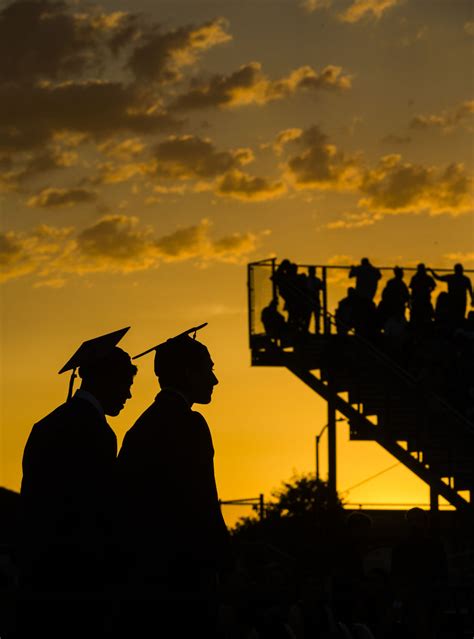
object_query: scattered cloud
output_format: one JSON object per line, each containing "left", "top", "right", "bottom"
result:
{"left": 27, "top": 187, "right": 97, "bottom": 208}
{"left": 127, "top": 18, "right": 231, "bottom": 85}
{"left": 151, "top": 135, "right": 253, "bottom": 179}
{"left": 216, "top": 170, "right": 286, "bottom": 201}
{"left": 171, "top": 62, "right": 351, "bottom": 111}
{"left": 444, "top": 252, "right": 474, "bottom": 265}
{"left": 359, "top": 155, "right": 473, "bottom": 215}
{"left": 326, "top": 211, "right": 382, "bottom": 229}
{"left": 464, "top": 22, "right": 474, "bottom": 37}
{"left": 302, "top": 0, "right": 332, "bottom": 11}
{"left": 1, "top": 216, "right": 264, "bottom": 285}
{"left": 273, "top": 129, "right": 304, "bottom": 156}
{"left": 283, "top": 125, "right": 363, "bottom": 191}
{"left": 0, "top": 80, "right": 180, "bottom": 154}
{"left": 339, "top": 0, "right": 402, "bottom": 23}
{"left": 410, "top": 100, "right": 474, "bottom": 133}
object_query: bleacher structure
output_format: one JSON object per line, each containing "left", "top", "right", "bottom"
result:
{"left": 247, "top": 259, "right": 474, "bottom": 516}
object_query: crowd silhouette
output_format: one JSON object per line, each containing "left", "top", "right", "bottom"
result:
{"left": 261, "top": 258, "right": 474, "bottom": 422}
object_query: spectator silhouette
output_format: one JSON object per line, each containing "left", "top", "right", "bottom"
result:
{"left": 261, "top": 298, "right": 287, "bottom": 344}
{"left": 349, "top": 258, "right": 381, "bottom": 301}
{"left": 378, "top": 267, "right": 409, "bottom": 328}
{"left": 19, "top": 328, "right": 137, "bottom": 637}
{"left": 116, "top": 324, "right": 231, "bottom": 638}
{"left": 307, "top": 266, "right": 324, "bottom": 334}
{"left": 430, "top": 263, "right": 473, "bottom": 326}
{"left": 409, "top": 263, "right": 436, "bottom": 327}
{"left": 335, "top": 288, "right": 357, "bottom": 335}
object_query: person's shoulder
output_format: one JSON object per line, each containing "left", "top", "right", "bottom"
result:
{"left": 33, "top": 398, "right": 93, "bottom": 431}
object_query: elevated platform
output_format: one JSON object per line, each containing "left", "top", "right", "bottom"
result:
{"left": 248, "top": 259, "right": 474, "bottom": 514}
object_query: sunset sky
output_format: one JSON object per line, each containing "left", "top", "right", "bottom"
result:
{"left": 1, "top": 0, "right": 473, "bottom": 526}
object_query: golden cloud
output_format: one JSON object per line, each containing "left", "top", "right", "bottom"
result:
{"left": 27, "top": 187, "right": 97, "bottom": 208}
{"left": 1, "top": 216, "right": 264, "bottom": 284}
{"left": 127, "top": 17, "right": 231, "bottom": 85}
{"left": 340, "top": 0, "right": 401, "bottom": 23}
{"left": 359, "top": 155, "right": 473, "bottom": 215}
{"left": 284, "top": 125, "right": 363, "bottom": 191}
{"left": 301, "top": 0, "right": 332, "bottom": 12}
{"left": 410, "top": 100, "right": 474, "bottom": 133}
{"left": 0, "top": 80, "right": 180, "bottom": 154}
{"left": 172, "top": 62, "right": 351, "bottom": 110}
{"left": 216, "top": 170, "right": 286, "bottom": 201}
{"left": 151, "top": 135, "right": 253, "bottom": 179}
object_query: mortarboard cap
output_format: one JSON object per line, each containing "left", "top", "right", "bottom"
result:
{"left": 59, "top": 326, "right": 130, "bottom": 374}
{"left": 133, "top": 323, "right": 209, "bottom": 379}
{"left": 59, "top": 327, "right": 131, "bottom": 400}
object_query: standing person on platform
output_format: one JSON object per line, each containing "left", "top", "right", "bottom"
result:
{"left": 19, "top": 328, "right": 137, "bottom": 638}
{"left": 409, "top": 264, "right": 436, "bottom": 327}
{"left": 117, "top": 323, "right": 231, "bottom": 638}
{"left": 349, "top": 258, "right": 382, "bottom": 301}
{"left": 429, "top": 263, "right": 473, "bottom": 326}
{"left": 307, "top": 266, "right": 323, "bottom": 333}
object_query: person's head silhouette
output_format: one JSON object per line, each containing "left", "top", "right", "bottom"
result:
{"left": 59, "top": 327, "right": 137, "bottom": 416}
{"left": 394, "top": 266, "right": 403, "bottom": 279}
{"left": 454, "top": 263, "right": 464, "bottom": 275}
{"left": 417, "top": 263, "right": 426, "bottom": 274}
{"left": 134, "top": 324, "right": 218, "bottom": 405}
{"left": 78, "top": 348, "right": 137, "bottom": 416}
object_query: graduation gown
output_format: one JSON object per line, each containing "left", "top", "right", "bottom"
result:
{"left": 20, "top": 395, "right": 117, "bottom": 590}
{"left": 117, "top": 389, "right": 230, "bottom": 588}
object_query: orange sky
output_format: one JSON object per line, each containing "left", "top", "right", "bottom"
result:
{"left": 1, "top": 0, "right": 473, "bottom": 527}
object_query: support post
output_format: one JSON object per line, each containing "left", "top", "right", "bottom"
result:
{"left": 259, "top": 494, "right": 265, "bottom": 520}
{"left": 328, "top": 400, "right": 337, "bottom": 507}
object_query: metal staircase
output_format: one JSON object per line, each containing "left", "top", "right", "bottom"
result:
{"left": 248, "top": 259, "right": 474, "bottom": 514}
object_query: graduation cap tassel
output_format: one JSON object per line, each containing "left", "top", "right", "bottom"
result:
{"left": 67, "top": 367, "right": 77, "bottom": 401}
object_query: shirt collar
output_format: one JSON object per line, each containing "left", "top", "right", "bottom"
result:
{"left": 74, "top": 388, "right": 106, "bottom": 419}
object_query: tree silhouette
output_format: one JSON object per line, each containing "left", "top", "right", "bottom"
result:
{"left": 231, "top": 475, "right": 345, "bottom": 571}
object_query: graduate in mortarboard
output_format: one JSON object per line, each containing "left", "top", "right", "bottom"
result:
{"left": 116, "top": 324, "right": 230, "bottom": 637}
{"left": 18, "top": 328, "right": 137, "bottom": 636}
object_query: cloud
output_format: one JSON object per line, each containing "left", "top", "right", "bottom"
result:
{"left": 273, "top": 128, "right": 304, "bottom": 155}
{"left": 0, "top": 80, "right": 180, "bottom": 153}
{"left": 301, "top": 0, "right": 332, "bottom": 12}
{"left": 326, "top": 211, "right": 382, "bottom": 229}
{"left": 410, "top": 100, "right": 474, "bottom": 133}
{"left": 216, "top": 170, "right": 286, "bottom": 201}
{"left": 0, "top": 0, "right": 126, "bottom": 84}
{"left": 0, "top": 225, "right": 74, "bottom": 283}
{"left": 359, "top": 155, "right": 473, "bottom": 215}
{"left": 151, "top": 135, "right": 253, "bottom": 179}
{"left": 127, "top": 17, "right": 231, "bottom": 85}
{"left": 283, "top": 125, "right": 362, "bottom": 191}
{"left": 444, "top": 252, "right": 474, "bottom": 265}
{"left": 171, "top": 62, "right": 351, "bottom": 110}
{"left": 27, "top": 187, "right": 97, "bottom": 208}
{"left": 339, "top": 0, "right": 402, "bottom": 23}
{"left": 464, "top": 22, "right": 474, "bottom": 37}
{"left": 1, "top": 216, "right": 264, "bottom": 284}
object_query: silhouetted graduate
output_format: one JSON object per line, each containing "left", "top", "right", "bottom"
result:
{"left": 116, "top": 324, "right": 230, "bottom": 636}
{"left": 430, "top": 263, "right": 473, "bottom": 326}
{"left": 19, "top": 328, "right": 137, "bottom": 635}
